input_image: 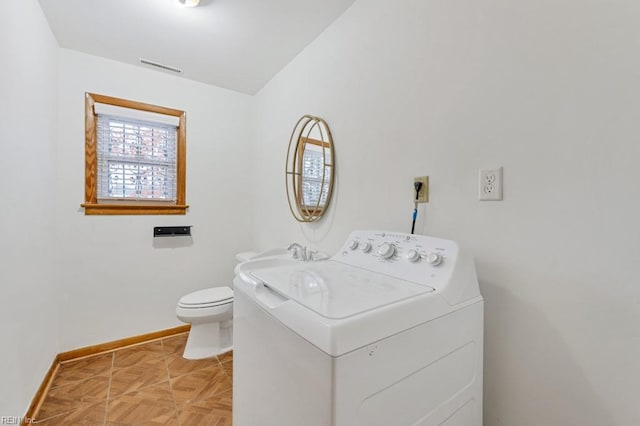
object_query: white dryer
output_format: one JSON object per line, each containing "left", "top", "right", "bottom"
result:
{"left": 233, "top": 230, "right": 483, "bottom": 426}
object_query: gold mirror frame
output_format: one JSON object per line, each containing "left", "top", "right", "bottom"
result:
{"left": 285, "top": 115, "right": 335, "bottom": 222}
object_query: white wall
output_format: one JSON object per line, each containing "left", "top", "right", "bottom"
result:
{"left": 55, "top": 49, "right": 253, "bottom": 351}
{"left": 5, "top": 0, "right": 640, "bottom": 423}
{"left": 251, "top": 0, "right": 640, "bottom": 425}
{"left": 0, "top": 0, "right": 59, "bottom": 417}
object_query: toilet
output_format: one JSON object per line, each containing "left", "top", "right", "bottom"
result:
{"left": 176, "top": 286, "right": 234, "bottom": 360}
{"left": 175, "top": 252, "right": 259, "bottom": 360}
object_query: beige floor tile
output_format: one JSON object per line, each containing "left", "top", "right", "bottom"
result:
{"left": 171, "top": 364, "right": 232, "bottom": 408}
{"left": 221, "top": 359, "right": 233, "bottom": 382}
{"left": 109, "top": 357, "right": 169, "bottom": 398}
{"left": 36, "top": 374, "right": 110, "bottom": 421}
{"left": 165, "top": 354, "right": 218, "bottom": 379}
{"left": 161, "top": 333, "right": 188, "bottom": 356}
{"left": 178, "top": 390, "right": 232, "bottom": 426}
{"left": 35, "top": 332, "right": 235, "bottom": 426}
{"left": 106, "top": 382, "right": 177, "bottom": 425}
{"left": 51, "top": 353, "right": 113, "bottom": 388}
{"left": 112, "top": 341, "right": 164, "bottom": 369}
{"left": 217, "top": 350, "right": 233, "bottom": 364}
{"left": 34, "top": 400, "right": 107, "bottom": 425}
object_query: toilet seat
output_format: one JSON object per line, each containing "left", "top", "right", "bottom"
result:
{"left": 178, "top": 287, "right": 233, "bottom": 309}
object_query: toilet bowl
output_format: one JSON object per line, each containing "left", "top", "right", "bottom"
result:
{"left": 175, "top": 248, "right": 302, "bottom": 360}
{"left": 176, "top": 286, "right": 233, "bottom": 360}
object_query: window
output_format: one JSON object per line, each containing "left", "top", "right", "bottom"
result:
{"left": 299, "top": 138, "right": 331, "bottom": 208}
{"left": 83, "top": 93, "right": 188, "bottom": 215}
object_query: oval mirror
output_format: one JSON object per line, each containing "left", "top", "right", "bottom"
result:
{"left": 285, "top": 115, "right": 335, "bottom": 222}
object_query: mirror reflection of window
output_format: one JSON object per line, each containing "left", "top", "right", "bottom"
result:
{"left": 286, "top": 114, "right": 335, "bottom": 222}
{"left": 301, "top": 139, "right": 331, "bottom": 207}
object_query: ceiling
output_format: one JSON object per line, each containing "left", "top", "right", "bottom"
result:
{"left": 38, "top": 0, "right": 356, "bottom": 95}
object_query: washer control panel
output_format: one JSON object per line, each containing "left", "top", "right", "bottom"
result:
{"left": 334, "top": 230, "right": 458, "bottom": 287}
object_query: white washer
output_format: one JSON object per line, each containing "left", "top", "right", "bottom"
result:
{"left": 233, "top": 230, "right": 484, "bottom": 426}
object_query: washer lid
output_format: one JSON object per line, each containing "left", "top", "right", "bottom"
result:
{"left": 249, "top": 262, "right": 434, "bottom": 320}
{"left": 179, "top": 287, "right": 233, "bottom": 306}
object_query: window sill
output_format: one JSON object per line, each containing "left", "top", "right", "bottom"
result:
{"left": 81, "top": 203, "right": 189, "bottom": 215}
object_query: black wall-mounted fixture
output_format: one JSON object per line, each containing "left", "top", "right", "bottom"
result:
{"left": 154, "top": 226, "right": 192, "bottom": 237}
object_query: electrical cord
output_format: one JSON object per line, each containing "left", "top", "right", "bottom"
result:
{"left": 411, "top": 181, "right": 423, "bottom": 234}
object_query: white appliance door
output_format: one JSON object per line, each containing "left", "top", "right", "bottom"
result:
{"left": 249, "top": 261, "right": 434, "bottom": 320}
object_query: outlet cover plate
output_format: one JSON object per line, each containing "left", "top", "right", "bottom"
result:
{"left": 479, "top": 167, "right": 503, "bottom": 201}
{"left": 414, "top": 176, "right": 429, "bottom": 203}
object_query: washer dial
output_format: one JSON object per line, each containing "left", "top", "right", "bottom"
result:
{"left": 425, "top": 252, "right": 443, "bottom": 266}
{"left": 407, "top": 249, "right": 421, "bottom": 262}
{"left": 378, "top": 243, "right": 396, "bottom": 259}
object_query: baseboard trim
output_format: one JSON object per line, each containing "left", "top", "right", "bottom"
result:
{"left": 22, "top": 356, "right": 60, "bottom": 426}
{"left": 58, "top": 324, "right": 191, "bottom": 362}
{"left": 23, "top": 324, "right": 190, "bottom": 424}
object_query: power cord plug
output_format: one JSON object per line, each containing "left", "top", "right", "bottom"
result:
{"left": 411, "top": 181, "right": 423, "bottom": 234}
{"left": 414, "top": 181, "right": 423, "bottom": 202}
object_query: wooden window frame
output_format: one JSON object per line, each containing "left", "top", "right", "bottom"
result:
{"left": 82, "top": 93, "right": 188, "bottom": 215}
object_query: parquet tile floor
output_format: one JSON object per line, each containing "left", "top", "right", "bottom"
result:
{"left": 32, "top": 333, "right": 232, "bottom": 425}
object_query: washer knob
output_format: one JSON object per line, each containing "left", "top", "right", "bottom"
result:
{"left": 407, "top": 249, "right": 421, "bottom": 262}
{"left": 361, "top": 242, "right": 372, "bottom": 253}
{"left": 425, "top": 252, "right": 443, "bottom": 266}
{"left": 378, "top": 243, "right": 396, "bottom": 259}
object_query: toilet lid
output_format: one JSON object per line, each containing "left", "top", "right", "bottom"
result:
{"left": 179, "top": 287, "right": 233, "bottom": 307}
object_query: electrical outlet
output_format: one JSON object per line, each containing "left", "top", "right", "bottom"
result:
{"left": 479, "top": 167, "right": 503, "bottom": 201}
{"left": 414, "top": 176, "right": 429, "bottom": 203}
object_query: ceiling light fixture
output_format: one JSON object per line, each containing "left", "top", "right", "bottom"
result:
{"left": 176, "top": 0, "right": 200, "bottom": 7}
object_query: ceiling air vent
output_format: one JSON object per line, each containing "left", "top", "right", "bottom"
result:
{"left": 139, "top": 58, "right": 183, "bottom": 74}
